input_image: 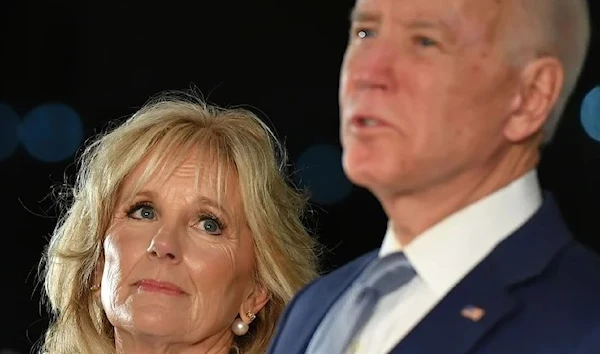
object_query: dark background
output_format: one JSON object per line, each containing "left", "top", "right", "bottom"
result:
{"left": 1, "top": 1, "right": 599, "bottom": 352}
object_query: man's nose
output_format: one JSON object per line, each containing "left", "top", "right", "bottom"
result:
{"left": 343, "top": 39, "right": 397, "bottom": 92}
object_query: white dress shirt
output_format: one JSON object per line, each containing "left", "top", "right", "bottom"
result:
{"left": 346, "top": 170, "right": 543, "bottom": 354}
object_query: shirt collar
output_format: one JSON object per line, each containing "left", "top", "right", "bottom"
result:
{"left": 379, "top": 169, "right": 542, "bottom": 295}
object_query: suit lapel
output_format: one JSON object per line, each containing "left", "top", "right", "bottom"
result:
{"left": 390, "top": 261, "right": 516, "bottom": 354}
{"left": 284, "top": 250, "right": 378, "bottom": 354}
{"left": 390, "top": 193, "right": 571, "bottom": 354}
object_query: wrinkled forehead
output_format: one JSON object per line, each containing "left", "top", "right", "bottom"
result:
{"left": 117, "top": 144, "right": 241, "bottom": 211}
{"left": 352, "top": 0, "right": 509, "bottom": 43}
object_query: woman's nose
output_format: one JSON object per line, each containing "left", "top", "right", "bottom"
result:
{"left": 146, "top": 226, "right": 182, "bottom": 262}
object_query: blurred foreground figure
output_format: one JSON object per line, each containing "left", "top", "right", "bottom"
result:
{"left": 268, "top": 0, "right": 600, "bottom": 353}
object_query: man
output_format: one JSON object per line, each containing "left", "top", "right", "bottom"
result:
{"left": 268, "top": 0, "right": 599, "bottom": 353}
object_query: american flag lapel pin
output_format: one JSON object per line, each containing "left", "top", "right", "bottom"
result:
{"left": 461, "top": 305, "right": 486, "bottom": 322}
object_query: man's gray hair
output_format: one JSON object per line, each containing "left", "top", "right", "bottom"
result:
{"left": 518, "top": 0, "right": 592, "bottom": 142}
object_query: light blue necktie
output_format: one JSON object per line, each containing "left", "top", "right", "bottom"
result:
{"left": 306, "top": 252, "right": 416, "bottom": 354}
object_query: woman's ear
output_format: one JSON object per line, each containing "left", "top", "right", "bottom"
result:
{"left": 91, "top": 253, "right": 104, "bottom": 293}
{"left": 240, "top": 282, "right": 270, "bottom": 319}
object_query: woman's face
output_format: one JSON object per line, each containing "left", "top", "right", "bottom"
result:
{"left": 98, "top": 149, "right": 268, "bottom": 351}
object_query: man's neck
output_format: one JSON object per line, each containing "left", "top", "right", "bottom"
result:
{"left": 378, "top": 148, "right": 539, "bottom": 247}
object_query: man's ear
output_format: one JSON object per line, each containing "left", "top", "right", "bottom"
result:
{"left": 239, "top": 282, "right": 270, "bottom": 320}
{"left": 504, "top": 56, "right": 564, "bottom": 142}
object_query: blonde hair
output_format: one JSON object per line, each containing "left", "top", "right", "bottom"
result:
{"left": 506, "top": 0, "right": 591, "bottom": 142}
{"left": 38, "top": 90, "right": 321, "bottom": 354}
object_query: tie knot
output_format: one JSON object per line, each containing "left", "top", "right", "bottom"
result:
{"left": 358, "top": 252, "right": 416, "bottom": 296}
{"left": 303, "top": 252, "right": 417, "bottom": 354}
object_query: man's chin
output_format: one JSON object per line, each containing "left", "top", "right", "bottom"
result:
{"left": 343, "top": 163, "right": 379, "bottom": 190}
{"left": 342, "top": 149, "right": 401, "bottom": 192}
{"left": 343, "top": 162, "right": 412, "bottom": 200}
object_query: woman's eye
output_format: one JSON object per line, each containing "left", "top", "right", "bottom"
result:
{"left": 128, "top": 204, "right": 156, "bottom": 220}
{"left": 199, "top": 218, "right": 223, "bottom": 235}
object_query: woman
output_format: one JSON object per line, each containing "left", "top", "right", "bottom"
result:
{"left": 38, "top": 91, "right": 321, "bottom": 354}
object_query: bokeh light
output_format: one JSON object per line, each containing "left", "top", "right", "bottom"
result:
{"left": 295, "top": 144, "right": 353, "bottom": 205}
{"left": 18, "top": 103, "right": 84, "bottom": 162}
{"left": 0, "top": 103, "right": 21, "bottom": 161}
{"left": 0, "top": 349, "right": 24, "bottom": 354}
{"left": 581, "top": 86, "right": 600, "bottom": 142}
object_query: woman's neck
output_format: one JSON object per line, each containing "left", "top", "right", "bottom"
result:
{"left": 114, "top": 328, "right": 234, "bottom": 354}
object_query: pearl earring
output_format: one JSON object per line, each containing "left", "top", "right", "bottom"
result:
{"left": 231, "top": 317, "right": 249, "bottom": 336}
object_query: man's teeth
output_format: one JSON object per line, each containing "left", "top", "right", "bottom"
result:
{"left": 362, "top": 118, "right": 378, "bottom": 126}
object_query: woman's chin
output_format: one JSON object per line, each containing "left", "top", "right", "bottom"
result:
{"left": 115, "top": 309, "right": 182, "bottom": 338}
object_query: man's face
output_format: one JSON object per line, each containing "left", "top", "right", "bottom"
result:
{"left": 339, "top": 0, "right": 522, "bottom": 198}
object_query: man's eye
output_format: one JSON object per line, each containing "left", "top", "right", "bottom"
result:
{"left": 354, "top": 28, "right": 376, "bottom": 39}
{"left": 415, "top": 36, "right": 438, "bottom": 47}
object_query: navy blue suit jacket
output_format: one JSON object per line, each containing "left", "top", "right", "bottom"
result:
{"left": 268, "top": 195, "right": 600, "bottom": 354}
